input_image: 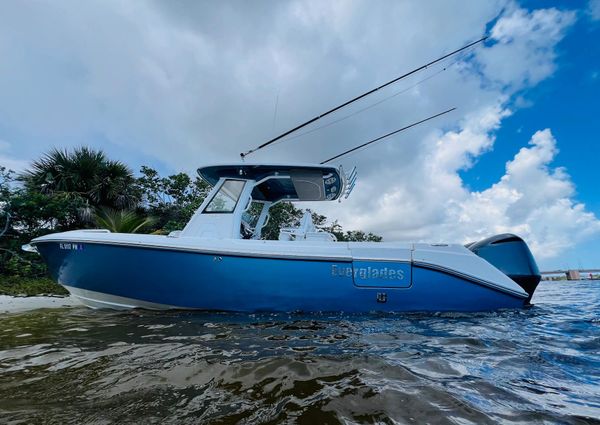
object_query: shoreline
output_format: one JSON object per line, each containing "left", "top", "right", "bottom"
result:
{"left": 0, "top": 295, "right": 82, "bottom": 314}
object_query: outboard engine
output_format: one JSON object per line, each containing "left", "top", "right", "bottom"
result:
{"left": 467, "top": 234, "right": 541, "bottom": 303}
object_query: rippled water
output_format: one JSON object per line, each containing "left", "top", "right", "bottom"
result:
{"left": 1, "top": 281, "right": 599, "bottom": 424}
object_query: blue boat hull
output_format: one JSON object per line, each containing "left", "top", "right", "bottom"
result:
{"left": 35, "top": 241, "right": 526, "bottom": 312}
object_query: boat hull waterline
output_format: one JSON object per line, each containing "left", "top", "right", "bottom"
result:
{"left": 33, "top": 236, "right": 529, "bottom": 312}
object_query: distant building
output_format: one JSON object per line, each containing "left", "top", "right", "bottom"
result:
{"left": 566, "top": 270, "right": 580, "bottom": 281}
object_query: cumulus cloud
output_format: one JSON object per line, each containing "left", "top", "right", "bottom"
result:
{"left": 332, "top": 118, "right": 600, "bottom": 260}
{"left": 0, "top": 0, "right": 596, "bottom": 263}
{"left": 446, "top": 129, "right": 600, "bottom": 259}
{"left": 330, "top": 103, "right": 511, "bottom": 241}
{"left": 476, "top": 6, "right": 576, "bottom": 89}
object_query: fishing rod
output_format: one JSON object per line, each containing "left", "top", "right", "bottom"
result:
{"left": 240, "top": 36, "right": 487, "bottom": 159}
{"left": 267, "top": 59, "right": 460, "bottom": 149}
{"left": 320, "top": 107, "right": 456, "bottom": 164}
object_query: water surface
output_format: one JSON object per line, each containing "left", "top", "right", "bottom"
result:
{"left": 1, "top": 280, "right": 599, "bottom": 424}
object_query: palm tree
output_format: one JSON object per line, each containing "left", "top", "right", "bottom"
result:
{"left": 22, "top": 147, "right": 138, "bottom": 209}
{"left": 94, "top": 207, "right": 156, "bottom": 233}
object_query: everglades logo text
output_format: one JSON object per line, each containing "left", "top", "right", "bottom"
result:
{"left": 331, "top": 265, "right": 405, "bottom": 280}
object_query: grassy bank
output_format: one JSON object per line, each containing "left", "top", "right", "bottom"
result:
{"left": 0, "top": 275, "right": 68, "bottom": 296}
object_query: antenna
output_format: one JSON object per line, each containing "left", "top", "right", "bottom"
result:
{"left": 240, "top": 36, "right": 487, "bottom": 159}
{"left": 320, "top": 107, "right": 456, "bottom": 164}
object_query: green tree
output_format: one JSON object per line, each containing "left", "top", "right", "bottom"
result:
{"left": 136, "top": 166, "right": 210, "bottom": 232}
{"left": 322, "top": 220, "right": 383, "bottom": 242}
{"left": 0, "top": 166, "right": 13, "bottom": 258}
{"left": 7, "top": 191, "right": 85, "bottom": 236}
{"left": 261, "top": 203, "right": 303, "bottom": 240}
{"left": 0, "top": 165, "right": 11, "bottom": 204}
{"left": 1, "top": 166, "right": 83, "bottom": 276}
{"left": 22, "top": 147, "right": 138, "bottom": 210}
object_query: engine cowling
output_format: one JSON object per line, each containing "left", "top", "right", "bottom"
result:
{"left": 467, "top": 234, "right": 541, "bottom": 303}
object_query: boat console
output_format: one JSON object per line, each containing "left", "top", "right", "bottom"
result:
{"left": 181, "top": 164, "right": 346, "bottom": 240}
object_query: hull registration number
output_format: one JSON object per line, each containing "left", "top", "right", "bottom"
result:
{"left": 59, "top": 243, "right": 84, "bottom": 251}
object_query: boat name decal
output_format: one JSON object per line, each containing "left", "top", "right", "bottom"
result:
{"left": 331, "top": 265, "right": 404, "bottom": 280}
{"left": 59, "top": 243, "right": 84, "bottom": 251}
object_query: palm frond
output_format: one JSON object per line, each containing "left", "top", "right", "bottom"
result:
{"left": 94, "top": 207, "right": 156, "bottom": 233}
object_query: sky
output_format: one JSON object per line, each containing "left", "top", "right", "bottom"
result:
{"left": 0, "top": 0, "right": 599, "bottom": 270}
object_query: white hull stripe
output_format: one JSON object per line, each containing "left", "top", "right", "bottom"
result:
{"left": 63, "top": 285, "right": 183, "bottom": 310}
{"left": 413, "top": 261, "right": 527, "bottom": 298}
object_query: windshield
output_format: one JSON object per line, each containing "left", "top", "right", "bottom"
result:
{"left": 203, "top": 179, "right": 245, "bottom": 213}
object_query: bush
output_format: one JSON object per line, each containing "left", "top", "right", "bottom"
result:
{"left": 0, "top": 275, "right": 68, "bottom": 296}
